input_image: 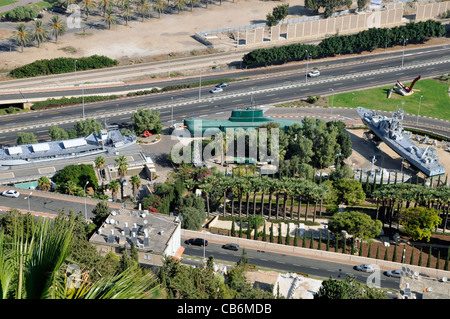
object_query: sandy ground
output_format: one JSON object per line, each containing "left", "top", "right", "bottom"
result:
{"left": 0, "top": 0, "right": 310, "bottom": 70}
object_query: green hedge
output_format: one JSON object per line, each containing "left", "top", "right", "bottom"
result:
{"left": 30, "top": 95, "right": 119, "bottom": 110}
{"left": 242, "top": 20, "right": 446, "bottom": 67}
{"left": 9, "top": 55, "right": 118, "bottom": 78}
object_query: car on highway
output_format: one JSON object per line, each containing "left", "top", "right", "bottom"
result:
{"left": 307, "top": 70, "right": 320, "bottom": 77}
{"left": 216, "top": 82, "right": 228, "bottom": 88}
{"left": 1, "top": 190, "right": 20, "bottom": 198}
{"left": 386, "top": 270, "right": 402, "bottom": 278}
{"left": 210, "top": 87, "right": 223, "bottom": 94}
{"left": 222, "top": 243, "right": 239, "bottom": 251}
{"left": 185, "top": 238, "right": 208, "bottom": 246}
{"left": 355, "top": 264, "right": 375, "bottom": 273}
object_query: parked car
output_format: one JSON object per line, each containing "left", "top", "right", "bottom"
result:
{"left": 216, "top": 82, "right": 228, "bottom": 88}
{"left": 222, "top": 243, "right": 239, "bottom": 251}
{"left": 386, "top": 270, "right": 402, "bottom": 278}
{"left": 185, "top": 238, "right": 208, "bottom": 246}
{"left": 307, "top": 70, "right": 320, "bottom": 77}
{"left": 355, "top": 264, "right": 375, "bottom": 273}
{"left": 210, "top": 87, "right": 223, "bottom": 94}
{"left": 1, "top": 190, "right": 20, "bottom": 198}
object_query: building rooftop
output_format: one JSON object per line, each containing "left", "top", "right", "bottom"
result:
{"left": 89, "top": 208, "right": 181, "bottom": 254}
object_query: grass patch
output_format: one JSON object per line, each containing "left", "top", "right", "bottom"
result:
{"left": 329, "top": 78, "right": 450, "bottom": 121}
{"left": 33, "top": 1, "right": 52, "bottom": 9}
{"left": 0, "top": 0, "right": 17, "bottom": 7}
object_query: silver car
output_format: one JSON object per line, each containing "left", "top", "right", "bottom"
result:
{"left": 355, "top": 264, "right": 375, "bottom": 273}
{"left": 2, "top": 190, "right": 20, "bottom": 198}
{"left": 210, "top": 87, "right": 223, "bottom": 94}
{"left": 307, "top": 70, "right": 320, "bottom": 77}
{"left": 386, "top": 270, "right": 402, "bottom": 278}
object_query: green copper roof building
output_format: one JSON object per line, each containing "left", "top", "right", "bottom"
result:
{"left": 184, "top": 107, "right": 301, "bottom": 134}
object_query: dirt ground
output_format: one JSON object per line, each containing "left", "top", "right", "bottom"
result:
{"left": 0, "top": 0, "right": 310, "bottom": 70}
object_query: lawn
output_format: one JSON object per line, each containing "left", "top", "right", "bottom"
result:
{"left": 329, "top": 78, "right": 450, "bottom": 121}
{"left": 0, "top": 0, "right": 17, "bottom": 7}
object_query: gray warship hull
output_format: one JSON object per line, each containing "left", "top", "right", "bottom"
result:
{"left": 357, "top": 107, "right": 445, "bottom": 177}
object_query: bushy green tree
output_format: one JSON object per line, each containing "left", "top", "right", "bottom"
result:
{"left": 328, "top": 211, "right": 382, "bottom": 241}
{"left": 49, "top": 125, "right": 69, "bottom": 140}
{"left": 132, "top": 108, "right": 162, "bottom": 135}
{"left": 15, "top": 132, "right": 37, "bottom": 145}
{"left": 399, "top": 207, "right": 442, "bottom": 242}
{"left": 179, "top": 206, "right": 206, "bottom": 230}
{"left": 74, "top": 118, "right": 103, "bottom": 137}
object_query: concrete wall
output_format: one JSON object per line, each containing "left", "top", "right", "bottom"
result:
{"left": 416, "top": 1, "right": 450, "bottom": 21}
{"left": 182, "top": 229, "right": 450, "bottom": 279}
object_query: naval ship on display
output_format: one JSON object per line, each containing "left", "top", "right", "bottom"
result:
{"left": 357, "top": 107, "right": 445, "bottom": 177}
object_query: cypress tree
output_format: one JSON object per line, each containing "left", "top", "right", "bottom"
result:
{"left": 342, "top": 237, "right": 346, "bottom": 254}
{"left": 247, "top": 223, "right": 251, "bottom": 239}
{"left": 262, "top": 223, "right": 267, "bottom": 242}
{"left": 318, "top": 232, "right": 322, "bottom": 250}
{"left": 270, "top": 223, "right": 274, "bottom": 243}
{"left": 444, "top": 247, "right": 450, "bottom": 271}
{"left": 436, "top": 250, "right": 441, "bottom": 269}
{"left": 367, "top": 242, "right": 372, "bottom": 258}
{"left": 392, "top": 243, "right": 398, "bottom": 262}
{"left": 410, "top": 247, "right": 415, "bottom": 265}
{"left": 384, "top": 246, "right": 389, "bottom": 260}
{"left": 426, "top": 246, "right": 432, "bottom": 268}
{"left": 302, "top": 231, "right": 306, "bottom": 248}
{"left": 309, "top": 231, "right": 314, "bottom": 249}
{"left": 293, "top": 229, "right": 298, "bottom": 246}
{"left": 239, "top": 218, "right": 243, "bottom": 238}
{"left": 278, "top": 223, "right": 283, "bottom": 244}
{"left": 326, "top": 232, "right": 330, "bottom": 251}
{"left": 359, "top": 241, "right": 363, "bottom": 256}
{"left": 231, "top": 218, "right": 236, "bottom": 237}
{"left": 418, "top": 247, "right": 423, "bottom": 267}
{"left": 285, "top": 224, "right": 290, "bottom": 245}
{"left": 375, "top": 244, "right": 380, "bottom": 259}
{"left": 335, "top": 237, "right": 339, "bottom": 252}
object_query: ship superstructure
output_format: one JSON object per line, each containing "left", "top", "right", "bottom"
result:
{"left": 357, "top": 107, "right": 445, "bottom": 177}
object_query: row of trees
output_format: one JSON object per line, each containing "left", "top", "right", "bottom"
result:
{"left": 242, "top": 20, "right": 446, "bottom": 67}
{"left": 12, "top": 16, "right": 66, "bottom": 53}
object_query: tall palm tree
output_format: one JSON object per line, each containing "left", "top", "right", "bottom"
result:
{"left": 31, "top": 20, "right": 48, "bottom": 48}
{"left": 115, "top": 155, "right": 129, "bottom": 181}
{"left": 173, "top": 0, "right": 186, "bottom": 13}
{"left": 108, "top": 179, "right": 120, "bottom": 202}
{"left": 130, "top": 174, "right": 141, "bottom": 202}
{"left": 13, "top": 24, "right": 30, "bottom": 52}
{"left": 138, "top": 0, "right": 150, "bottom": 21}
{"left": 48, "top": 16, "right": 66, "bottom": 44}
{"left": 98, "top": 0, "right": 113, "bottom": 16}
{"left": 94, "top": 156, "right": 105, "bottom": 174}
{"left": 122, "top": 0, "right": 133, "bottom": 25}
{"left": 103, "top": 8, "right": 118, "bottom": 29}
{"left": 153, "top": 0, "right": 167, "bottom": 18}
{"left": 37, "top": 176, "right": 52, "bottom": 192}
{"left": 80, "top": 0, "right": 96, "bottom": 17}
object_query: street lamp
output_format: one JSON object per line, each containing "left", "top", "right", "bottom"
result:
{"left": 305, "top": 50, "right": 310, "bottom": 83}
{"left": 417, "top": 95, "right": 423, "bottom": 125}
{"left": 84, "top": 181, "right": 89, "bottom": 220}
{"left": 401, "top": 36, "right": 408, "bottom": 68}
{"left": 171, "top": 96, "right": 174, "bottom": 124}
{"left": 168, "top": 53, "right": 172, "bottom": 78}
{"left": 330, "top": 88, "right": 334, "bottom": 115}
{"left": 24, "top": 191, "right": 32, "bottom": 212}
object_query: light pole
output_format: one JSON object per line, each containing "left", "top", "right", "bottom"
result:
{"left": 199, "top": 71, "right": 202, "bottom": 100}
{"left": 330, "top": 88, "right": 334, "bottom": 115}
{"left": 171, "top": 96, "right": 174, "bottom": 124}
{"left": 24, "top": 191, "right": 32, "bottom": 212}
{"left": 168, "top": 53, "right": 172, "bottom": 78}
{"left": 82, "top": 87, "right": 85, "bottom": 119}
{"left": 84, "top": 181, "right": 89, "bottom": 220}
{"left": 401, "top": 36, "right": 408, "bottom": 68}
{"left": 417, "top": 95, "right": 423, "bottom": 125}
{"left": 305, "top": 50, "right": 309, "bottom": 83}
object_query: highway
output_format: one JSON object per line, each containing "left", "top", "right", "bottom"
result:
{"left": 0, "top": 49, "right": 449, "bottom": 145}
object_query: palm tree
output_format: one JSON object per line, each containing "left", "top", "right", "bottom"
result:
{"left": 94, "top": 156, "right": 105, "bottom": 174}
{"left": 153, "top": 0, "right": 167, "bottom": 18}
{"left": 48, "top": 16, "right": 66, "bottom": 43}
{"left": 98, "top": 0, "right": 113, "bottom": 16}
{"left": 173, "top": 0, "right": 186, "bottom": 13}
{"left": 108, "top": 179, "right": 120, "bottom": 202}
{"left": 103, "top": 9, "right": 118, "bottom": 29}
{"left": 37, "top": 176, "right": 52, "bottom": 192}
{"left": 13, "top": 24, "right": 30, "bottom": 52}
{"left": 122, "top": 0, "right": 133, "bottom": 25}
{"left": 80, "top": 0, "right": 96, "bottom": 17}
{"left": 115, "top": 155, "right": 129, "bottom": 181}
{"left": 31, "top": 20, "right": 48, "bottom": 48}
{"left": 0, "top": 216, "right": 161, "bottom": 299}
{"left": 259, "top": 176, "right": 270, "bottom": 217}
{"left": 138, "top": 0, "right": 150, "bottom": 21}
{"left": 130, "top": 174, "right": 141, "bottom": 202}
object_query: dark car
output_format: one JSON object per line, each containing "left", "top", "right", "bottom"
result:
{"left": 185, "top": 238, "right": 208, "bottom": 246}
{"left": 216, "top": 82, "right": 228, "bottom": 88}
{"left": 222, "top": 243, "right": 239, "bottom": 251}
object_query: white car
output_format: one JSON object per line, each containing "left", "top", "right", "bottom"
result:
{"left": 355, "top": 264, "right": 375, "bottom": 273}
{"left": 210, "top": 87, "right": 223, "bottom": 94}
{"left": 307, "top": 70, "right": 320, "bottom": 77}
{"left": 2, "top": 190, "right": 20, "bottom": 198}
{"left": 386, "top": 270, "right": 402, "bottom": 278}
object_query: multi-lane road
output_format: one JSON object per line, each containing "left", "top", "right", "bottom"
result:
{"left": 0, "top": 43, "right": 449, "bottom": 146}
